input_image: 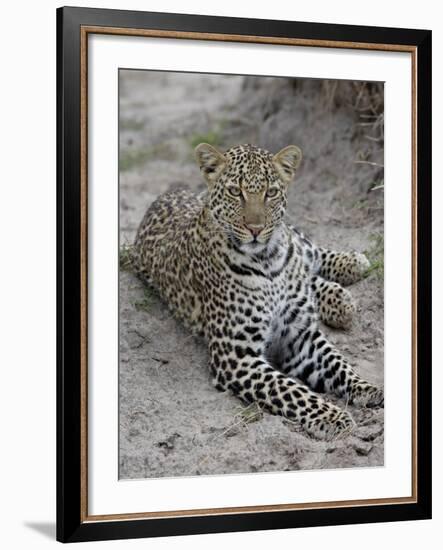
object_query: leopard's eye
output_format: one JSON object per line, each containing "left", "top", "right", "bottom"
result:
{"left": 266, "top": 187, "right": 279, "bottom": 198}
{"left": 227, "top": 186, "right": 242, "bottom": 198}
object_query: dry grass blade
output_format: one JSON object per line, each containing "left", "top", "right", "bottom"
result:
{"left": 119, "top": 243, "right": 134, "bottom": 271}
{"left": 354, "top": 160, "right": 384, "bottom": 167}
{"left": 233, "top": 402, "right": 264, "bottom": 425}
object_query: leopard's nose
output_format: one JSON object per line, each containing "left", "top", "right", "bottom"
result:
{"left": 245, "top": 223, "right": 265, "bottom": 237}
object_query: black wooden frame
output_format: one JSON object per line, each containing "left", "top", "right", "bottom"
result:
{"left": 57, "top": 6, "right": 432, "bottom": 543}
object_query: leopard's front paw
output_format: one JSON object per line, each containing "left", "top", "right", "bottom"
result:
{"left": 350, "top": 381, "right": 384, "bottom": 408}
{"left": 305, "top": 404, "right": 355, "bottom": 441}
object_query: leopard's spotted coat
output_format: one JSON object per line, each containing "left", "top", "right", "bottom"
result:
{"left": 131, "top": 143, "right": 383, "bottom": 440}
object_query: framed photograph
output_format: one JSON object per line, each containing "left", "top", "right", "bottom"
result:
{"left": 57, "top": 6, "right": 432, "bottom": 543}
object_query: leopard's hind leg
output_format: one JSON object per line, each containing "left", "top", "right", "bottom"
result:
{"left": 316, "top": 247, "right": 370, "bottom": 286}
{"left": 311, "top": 275, "right": 356, "bottom": 329}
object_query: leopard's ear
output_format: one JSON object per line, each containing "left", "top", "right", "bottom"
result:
{"left": 273, "top": 145, "right": 302, "bottom": 184}
{"left": 194, "top": 143, "right": 226, "bottom": 187}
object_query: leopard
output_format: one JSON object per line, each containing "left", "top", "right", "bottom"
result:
{"left": 131, "top": 143, "right": 384, "bottom": 441}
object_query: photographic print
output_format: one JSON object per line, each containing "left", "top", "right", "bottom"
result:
{"left": 118, "top": 70, "right": 385, "bottom": 480}
{"left": 57, "top": 8, "right": 431, "bottom": 542}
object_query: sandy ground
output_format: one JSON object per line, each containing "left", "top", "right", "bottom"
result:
{"left": 119, "top": 71, "right": 384, "bottom": 480}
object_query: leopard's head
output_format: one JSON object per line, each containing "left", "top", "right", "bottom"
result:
{"left": 195, "top": 143, "right": 302, "bottom": 248}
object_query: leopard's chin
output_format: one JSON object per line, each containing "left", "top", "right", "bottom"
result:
{"left": 237, "top": 242, "right": 268, "bottom": 257}
{"left": 228, "top": 225, "right": 280, "bottom": 254}
{"left": 230, "top": 232, "right": 263, "bottom": 245}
